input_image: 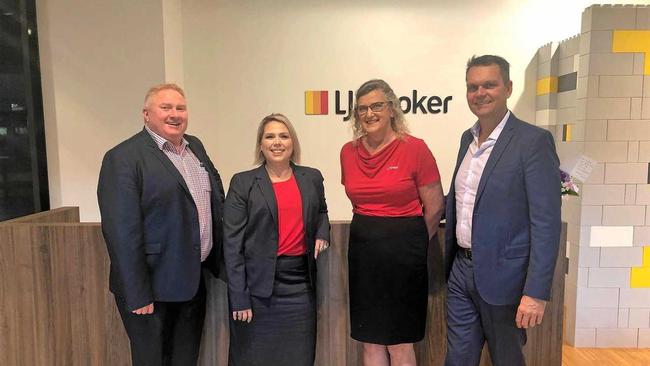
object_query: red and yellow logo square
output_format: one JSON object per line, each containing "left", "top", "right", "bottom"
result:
{"left": 305, "top": 90, "right": 328, "bottom": 115}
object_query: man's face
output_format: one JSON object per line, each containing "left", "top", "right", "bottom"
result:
{"left": 466, "top": 64, "right": 512, "bottom": 122}
{"left": 143, "top": 89, "right": 188, "bottom": 145}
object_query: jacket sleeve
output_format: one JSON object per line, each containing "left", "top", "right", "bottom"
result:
{"left": 97, "top": 150, "right": 152, "bottom": 310}
{"left": 223, "top": 174, "right": 252, "bottom": 311}
{"left": 522, "top": 131, "right": 562, "bottom": 301}
{"left": 314, "top": 170, "right": 330, "bottom": 243}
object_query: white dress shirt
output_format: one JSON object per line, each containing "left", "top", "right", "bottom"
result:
{"left": 455, "top": 111, "right": 510, "bottom": 249}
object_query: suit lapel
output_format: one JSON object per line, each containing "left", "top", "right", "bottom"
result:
{"left": 255, "top": 165, "right": 278, "bottom": 224}
{"left": 140, "top": 131, "right": 193, "bottom": 199}
{"left": 451, "top": 131, "right": 474, "bottom": 195}
{"left": 186, "top": 137, "right": 217, "bottom": 197}
{"left": 446, "top": 130, "right": 472, "bottom": 228}
{"left": 292, "top": 165, "right": 311, "bottom": 230}
{"left": 185, "top": 135, "right": 220, "bottom": 208}
{"left": 474, "top": 115, "right": 517, "bottom": 207}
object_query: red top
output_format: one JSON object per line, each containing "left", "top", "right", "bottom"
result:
{"left": 340, "top": 134, "right": 440, "bottom": 217}
{"left": 272, "top": 174, "right": 307, "bottom": 256}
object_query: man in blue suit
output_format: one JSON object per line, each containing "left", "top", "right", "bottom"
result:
{"left": 98, "top": 83, "right": 224, "bottom": 365}
{"left": 444, "top": 55, "right": 561, "bottom": 366}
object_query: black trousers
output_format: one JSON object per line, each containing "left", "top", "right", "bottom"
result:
{"left": 115, "top": 275, "right": 207, "bottom": 366}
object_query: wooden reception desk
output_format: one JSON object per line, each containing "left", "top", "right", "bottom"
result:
{"left": 0, "top": 207, "right": 566, "bottom": 365}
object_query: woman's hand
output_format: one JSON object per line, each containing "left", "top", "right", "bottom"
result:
{"left": 232, "top": 309, "right": 253, "bottom": 323}
{"left": 314, "top": 239, "right": 330, "bottom": 259}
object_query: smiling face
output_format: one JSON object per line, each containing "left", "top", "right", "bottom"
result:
{"left": 143, "top": 88, "right": 188, "bottom": 146}
{"left": 355, "top": 89, "right": 394, "bottom": 137}
{"left": 260, "top": 120, "right": 293, "bottom": 165}
{"left": 466, "top": 64, "right": 512, "bottom": 123}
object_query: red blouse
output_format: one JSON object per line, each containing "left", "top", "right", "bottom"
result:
{"left": 272, "top": 174, "right": 307, "bottom": 256}
{"left": 340, "top": 134, "right": 440, "bottom": 217}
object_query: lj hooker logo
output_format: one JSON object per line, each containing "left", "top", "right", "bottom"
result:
{"left": 305, "top": 89, "right": 452, "bottom": 121}
{"left": 305, "top": 90, "right": 328, "bottom": 115}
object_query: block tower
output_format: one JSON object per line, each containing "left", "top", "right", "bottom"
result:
{"left": 534, "top": 4, "right": 650, "bottom": 348}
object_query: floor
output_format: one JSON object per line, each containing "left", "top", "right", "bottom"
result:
{"left": 562, "top": 344, "right": 650, "bottom": 366}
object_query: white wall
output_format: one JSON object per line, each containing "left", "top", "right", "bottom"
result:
{"left": 37, "top": 0, "right": 649, "bottom": 221}
{"left": 36, "top": 0, "right": 167, "bottom": 221}
{"left": 182, "top": 0, "right": 648, "bottom": 221}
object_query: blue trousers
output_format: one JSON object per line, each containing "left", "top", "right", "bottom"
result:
{"left": 445, "top": 251, "right": 526, "bottom": 366}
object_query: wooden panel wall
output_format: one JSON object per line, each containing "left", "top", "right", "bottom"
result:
{"left": 0, "top": 209, "right": 566, "bottom": 366}
{"left": 0, "top": 223, "right": 130, "bottom": 365}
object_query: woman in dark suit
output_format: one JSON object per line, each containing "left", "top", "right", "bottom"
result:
{"left": 224, "top": 113, "right": 330, "bottom": 366}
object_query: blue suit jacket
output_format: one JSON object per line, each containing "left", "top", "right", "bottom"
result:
{"left": 444, "top": 113, "right": 561, "bottom": 305}
{"left": 223, "top": 164, "right": 330, "bottom": 311}
{"left": 98, "top": 129, "right": 225, "bottom": 310}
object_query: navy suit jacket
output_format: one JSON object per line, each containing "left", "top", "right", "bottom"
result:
{"left": 223, "top": 164, "right": 330, "bottom": 311}
{"left": 444, "top": 113, "right": 561, "bottom": 305}
{"left": 98, "top": 129, "right": 225, "bottom": 310}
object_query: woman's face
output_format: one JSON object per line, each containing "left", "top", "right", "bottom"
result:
{"left": 260, "top": 121, "right": 293, "bottom": 165}
{"left": 356, "top": 89, "right": 394, "bottom": 137}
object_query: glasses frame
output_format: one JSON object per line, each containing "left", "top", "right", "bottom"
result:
{"left": 355, "top": 101, "right": 392, "bottom": 117}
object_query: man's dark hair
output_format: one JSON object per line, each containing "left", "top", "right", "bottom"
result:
{"left": 466, "top": 55, "right": 510, "bottom": 83}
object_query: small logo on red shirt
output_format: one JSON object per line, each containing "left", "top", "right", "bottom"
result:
{"left": 387, "top": 166, "right": 399, "bottom": 170}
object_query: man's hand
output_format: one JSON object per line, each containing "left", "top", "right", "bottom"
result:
{"left": 515, "top": 295, "right": 546, "bottom": 328}
{"left": 132, "top": 303, "right": 154, "bottom": 315}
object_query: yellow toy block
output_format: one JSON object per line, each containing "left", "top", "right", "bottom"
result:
{"left": 536, "top": 77, "right": 558, "bottom": 95}
{"left": 630, "top": 247, "right": 650, "bottom": 288}
{"left": 612, "top": 30, "right": 650, "bottom": 75}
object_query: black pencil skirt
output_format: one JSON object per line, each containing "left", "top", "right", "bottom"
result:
{"left": 348, "top": 214, "right": 429, "bottom": 345}
{"left": 229, "top": 255, "right": 316, "bottom": 366}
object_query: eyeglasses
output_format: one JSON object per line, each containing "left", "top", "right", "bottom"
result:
{"left": 355, "top": 101, "right": 391, "bottom": 116}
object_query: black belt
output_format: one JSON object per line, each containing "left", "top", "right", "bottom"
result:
{"left": 458, "top": 247, "right": 472, "bottom": 260}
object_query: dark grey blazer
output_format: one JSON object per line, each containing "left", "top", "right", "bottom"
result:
{"left": 98, "top": 129, "right": 225, "bottom": 311}
{"left": 223, "top": 164, "right": 330, "bottom": 311}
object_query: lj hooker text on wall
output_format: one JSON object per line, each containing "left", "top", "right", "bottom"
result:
{"left": 305, "top": 89, "right": 453, "bottom": 121}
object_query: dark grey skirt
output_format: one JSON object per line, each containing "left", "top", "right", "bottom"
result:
{"left": 348, "top": 214, "right": 429, "bottom": 345}
{"left": 229, "top": 255, "right": 315, "bottom": 366}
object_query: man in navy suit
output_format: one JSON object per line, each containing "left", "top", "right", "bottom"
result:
{"left": 98, "top": 83, "right": 224, "bottom": 365}
{"left": 444, "top": 55, "right": 561, "bottom": 366}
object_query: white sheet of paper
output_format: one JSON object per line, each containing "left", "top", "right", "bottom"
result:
{"left": 570, "top": 155, "right": 596, "bottom": 183}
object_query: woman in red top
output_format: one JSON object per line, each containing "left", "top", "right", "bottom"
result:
{"left": 341, "top": 79, "right": 445, "bottom": 365}
{"left": 224, "top": 114, "right": 330, "bottom": 365}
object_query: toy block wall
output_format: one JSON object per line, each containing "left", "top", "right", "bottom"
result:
{"left": 534, "top": 4, "right": 650, "bottom": 348}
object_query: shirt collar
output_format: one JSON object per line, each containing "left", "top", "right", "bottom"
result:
{"left": 470, "top": 110, "right": 510, "bottom": 142}
{"left": 144, "top": 125, "right": 189, "bottom": 152}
